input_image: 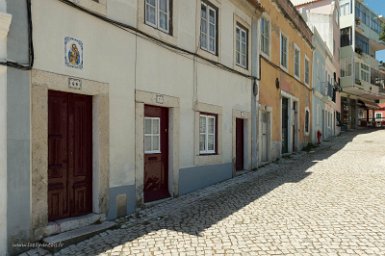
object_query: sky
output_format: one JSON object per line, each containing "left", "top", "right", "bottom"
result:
{"left": 364, "top": 0, "right": 385, "bottom": 61}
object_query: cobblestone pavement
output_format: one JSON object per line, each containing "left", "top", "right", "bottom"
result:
{"left": 23, "top": 129, "right": 385, "bottom": 256}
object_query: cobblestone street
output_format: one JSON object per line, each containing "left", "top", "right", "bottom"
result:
{"left": 23, "top": 130, "right": 385, "bottom": 256}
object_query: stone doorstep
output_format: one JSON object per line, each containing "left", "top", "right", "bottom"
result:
{"left": 44, "top": 213, "right": 106, "bottom": 237}
{"left": 42, "top": 221, "right": 116, "bottom": 253}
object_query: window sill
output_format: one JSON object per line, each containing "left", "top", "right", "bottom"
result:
{"left": 69, "top": 0, "right": 107, "bottom": 15}
{"left": 194, "top": 154, "right": 222, "bottom": 166}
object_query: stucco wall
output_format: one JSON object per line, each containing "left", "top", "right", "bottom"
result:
{"left": 6, "top": 0, "right": 261, "bottom": 249}
{"left": 259, "top": 0, "right": 313, "bottom": 156}
{"left": 6, "top": 0, "right": 31, "bottom": 252}
{"left": 0, "top": 2, "right": 8, "bottom": 253}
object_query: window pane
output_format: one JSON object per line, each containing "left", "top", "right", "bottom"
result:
{"left": 208, "top": 135, "right": 215, "bottom": 151}
{"left": 209, "top": 9, "right": 215, "bottom": 24}
{"left": 200, "top": 5, "right": 207, "bottom": 49}
{"left": 153, "top": 135, "right": 160, "bottom": 151}
{"left": 159, "top": 0, "right": 168, "bottom": 12}
{"left": 145, "top": 0, "right": 156, "bottom": 25}
{"left": 144, "top": 135, "right": 152, "bottom": 151}
{"left": 144, "top": 118, "right": 152, "bottom": 134}
{"left": 159, "top": 12, "right": 168, "bottom": 31}
{"left": 208, "top": 117, "right": 215, "bottom": 134}
{"left": 152, "top": 118, "right": 160, "bottom": 134}
{"left": 200, "top": 116, "right": 206, "bottom": 133}
{"left": 200, "top": 134, "right": 206, "bottom": 151}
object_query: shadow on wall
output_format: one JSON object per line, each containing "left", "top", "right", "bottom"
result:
{"left": 48, "top": 130, "right": 372, "bottom": 254}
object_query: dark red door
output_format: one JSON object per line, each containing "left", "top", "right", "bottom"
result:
{"left": 235, "top": 118, "right": 244, "bottom": 171}
{"left": 143, "top": 105, "right": 169, "bottom": 202}
{"left": 48, "top": 91, "right": 92, "bottom": 221}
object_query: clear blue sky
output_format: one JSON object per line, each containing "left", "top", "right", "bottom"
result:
{"left": 364, "top": 0, "right": 385, "bottom": 61}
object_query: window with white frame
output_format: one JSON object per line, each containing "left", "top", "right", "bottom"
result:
{"left": 304, "top": 56, "right": 310, "bottom": 85}
{"left": 236, "top": 24, "right": 248, "bottom": 69}
{"left": 145, "top": 0, "right": 170, "bottom": 33}
{"left": 144, "top": 117, "right": 161, "bottom": 153}
{"left": 199, "top": 113, "right": 216, "bottom": 154}
{"left": 294, "top": 45, "right": 300, "bottom": 79}
{"left": 361, "top": 63, "right": 370, "bottom": 82}
{"left": 340, "top": 0, "right": 351, "bottom": 16}
{"left": 260, "top": 17, "right": 270, "bottom": 56}
{"left": 200, "top": 1, "right": 217, "bottom": 54}
{"left": 280, "top": 33, "right": 288, "bottom": 69}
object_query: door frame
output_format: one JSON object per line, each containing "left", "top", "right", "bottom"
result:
{"left": 280, "top": 91, "right": 299, "bottom": 155}
{"left": 31, "top": 70, "right": 109, "bottom": 237}
{"left": 135, "top": 90, "right": 180, "bottom": 206}
{"left": 259, "top": 105, "right": 272, "bottom": 163}
{"left": 232, "top": 110, "right": 251, "bottom": 175}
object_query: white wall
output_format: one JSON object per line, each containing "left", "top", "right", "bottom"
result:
{"left": 32, "top": 0, "right": 256, "bottom": 189}
{"left": 0, "top": 2, "right": 9, "bottom": 253}
{"left": 32, "top": 0, "right": 136, "bottom": 188}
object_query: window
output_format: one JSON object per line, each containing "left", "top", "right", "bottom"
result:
{"left": 304, "top": 56, "right": 310, "bottom": 85}
{"left": 199, "top": 114, "right": 216, "bottom": 154}
{"left": 145, "top": 0, "right": 170, "bottom": 33}
{"left": 280, "top": 33, "right": 288, "bottom": 69}
{"left": 236, "top": 24, "right": 248, "bottom": 68}
{"left": 305, "top": 108, "right": 310, "bottom": 135}
{"left": 144, "top": 117, "right": 161, "bottom": 153}
{"left": 340, "top": 0, "right": 351, "bottom": 16}
{"left": 260, "top": 17, "right": 270, "bottom": 56}
{"left": 361, "top": 63, "right": 370, "bottom": 82}
{"left": 294, "top": 45, "right": 300, "bottom": 79}
{"left": 340, "top": 27, "right": 352, "bottom": 47}
{"left": 200, "top": 2, "right": 217, "bottom": 54}
{"left": 376, "top": 113, "right": 382, "bottom": 120}
{"left": 355, "top": 33, "right": 369, "bottom": 54}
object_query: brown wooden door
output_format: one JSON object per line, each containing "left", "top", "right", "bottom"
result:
{"left": 235, "top": 118, "right": 244, "bottom": 171}
{"left": 48, "top": 91, "right": 92, "bottom": 221}
{"left": 143, "top": 105, "right": 169, "bottom": 202}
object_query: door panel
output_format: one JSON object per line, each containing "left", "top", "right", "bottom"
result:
{"left": 261, "top": 112, "right": 269, "bottom": 162}
{"left": 48, "top": 91, "right": 92, "bottom": 221}
{"left": 144, "top": 105, "right": 169, "bottom": 202}
{"left": 235, "top": 118, "right": 244, "bottom": 171}
{"left": 282, "top": 98, "right": 289, "bottom": 154}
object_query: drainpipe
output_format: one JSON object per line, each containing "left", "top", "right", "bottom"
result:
{"left": 0, "top": 2, "right": 12, "bottom": 254}
{"left": 251, "top": 10, "right": 263, "bottom": 170}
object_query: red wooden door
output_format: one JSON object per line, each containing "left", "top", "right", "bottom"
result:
{"left": 235, "top": 118, "right": 244, "bottom": 171}
{"left": 48, "top": 91, "right": 92, "bottom": 221}
{"left": 143, "top": 105, "right": 170, "bottom": 202}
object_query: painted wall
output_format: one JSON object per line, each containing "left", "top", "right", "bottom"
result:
{"left": 6, "top": 0, "right": 262, "bottom": 245}
{"left": 5, "top": 0, "right": 32, "bottom": 252}
{"left": 0, "top": 1, "right": 9, "bottom": 254}
{"left": 259, "top": 0, "right": 313, "bottom": 158}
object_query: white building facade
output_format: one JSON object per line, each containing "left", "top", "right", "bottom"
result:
{"left": 3, "top": 0, "right": 263, "bottom": 254}
{"left": 292, "top": 0, "right": 342, "bottom": 143}
{"left": 0, "top": 0, "right": 12, "bottom": 254}
{"left": 339, "top": 0, "right": 385, "bottom": 128}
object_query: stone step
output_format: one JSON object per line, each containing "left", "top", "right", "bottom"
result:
{"left": 42, "top": 221, "right": 116, "bottom": 252}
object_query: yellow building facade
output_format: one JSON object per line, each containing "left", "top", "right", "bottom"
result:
{"left": 258, "top": 0, "right": 313, "bottom": 162}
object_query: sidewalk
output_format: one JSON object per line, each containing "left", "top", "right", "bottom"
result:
{"left": 20, "top": 130, "right": 366, "bottom": 256}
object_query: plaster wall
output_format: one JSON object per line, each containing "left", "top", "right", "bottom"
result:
{"left": 259, "top": 0, "right": 313, "bottom": 156}
{"left": 0, "top": 2, "right": 8, "bottom": 254}
{"left": 5, "top": 0, "right": 32, "bottom": 252}
{"left": 32, "top": 0, "right": 136, "bottom": 188}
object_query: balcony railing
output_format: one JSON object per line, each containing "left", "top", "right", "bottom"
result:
{"left": 370, "top": 68, "right": 385, "bottom": 94}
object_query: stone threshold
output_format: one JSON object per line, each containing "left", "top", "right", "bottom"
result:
{"left": 44, "top": 213, "right": 106, "bottom": 237}
{"left": 43, "top": 221, "right": 116, "bottom": 253}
